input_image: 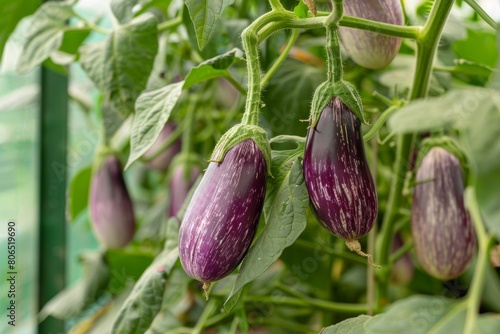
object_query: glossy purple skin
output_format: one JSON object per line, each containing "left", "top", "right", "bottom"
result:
{"left": 412, "top": 147, "right": 476, "bottom": 280}
{"left": 303, "top": 97, "right": 378, "bottom": 240}
{"left": 178, "top": 139, "right": 267, "bottom": 283}
{"left": 340, "top": 0, "right": 403, "bottom": 69}
{"left": 144, "top": 122, "right": 181, "bottom": 171}
{"left": 90, "top": 156, "right": 135, "bottom": 249}
{"left": 168, "top": 164, "right": 201, "bottom": 218}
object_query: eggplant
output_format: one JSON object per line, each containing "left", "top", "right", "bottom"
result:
{"left": 89, "top": 155, "right": 135, "bottom": 249}
{"left": 412, "top": 147, "right": 476, "bottom": 280}
{"left": 339, "top": 0, "right": 403, "bottom": 69}
{"left": 144, "top": 122, "right": 181, "bottom": 171}
{"left": 168, "top": 164, "right": 201, "bottom": 218}
{"left": 304, "top": 97, "right": 377, "bottom": 240}
{"left": 178, "top": 139, "right": 266, "bottom": 291}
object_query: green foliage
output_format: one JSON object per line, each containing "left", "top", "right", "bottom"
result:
{"left": 68, "top": 165, "right": 92, "bottom": 221}
{"left": 0, "top": 0, "right": 40, "bottom": 62}
{"left": 12, "top": 0, "right": 500, "bottom": 333}
{"left": 126, "top": 81, "right": 184, "bottom": 168}
{"left": 79, "top": 13, "right": 159, "bottom": 117}
{"left": 185, "top": 0, "right": 235, "bottom": 50}
{"left": 17, "top": 1, "right": 75, "bottom": 73}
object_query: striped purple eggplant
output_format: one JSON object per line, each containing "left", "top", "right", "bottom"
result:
{"left": 304, "top": 97, "right": 377, "bottom": 241}
{"left": 178, "top": 139, "right": 266, "bottom": 288}
{"left": 412, "top": 147, "right": 476, "bottom": 280}
{"left": 339, "top": 0, "right": 403, "bottom": 69}
{"left": 168, "top": 164, "right": 201, "bottom": 218}
{"left": 89, "top": 155, "right": 135, "bottom": 249}
{"left": 144, "top": 122, "right": 181, "bottom": 171}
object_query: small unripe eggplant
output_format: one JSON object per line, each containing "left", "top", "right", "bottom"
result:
{"left": 168, "top": 164, "right": 201, "bottom": 218}
{"left": 89, "top": 155, "right": 135, "bottom": 249}
{"left": 339, "top": 0, "right": 403, "bottom": 69}
{"left": 412, "top": 147, "right": 476, "bottom": 280}
{"left": 144, "top": 122, "right": 181, "bottom": 171}
{"left": 178, "top": 139, "right": 266, "bottom": 291}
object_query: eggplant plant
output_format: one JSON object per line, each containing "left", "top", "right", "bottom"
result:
{"left": 11, "top": 0, "right": 499, "bottom": 333}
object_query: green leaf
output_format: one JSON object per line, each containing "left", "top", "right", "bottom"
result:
{"left": 126, "top": 81, "right": 184, "bottom": 169}
{"left": 0, "top": 0, "right": 40, "bottom": 63}
{"left": 185, "top": 0, "right": 235, "bottom": 50}
{"left": 460, "top": 91, "right": 500, "bottom": 240}
{"left": 68, "top": 165, "right": 92, "bottom": 221}
{"left": 294, "top": 1, "right": 309, "bottom": 19}
{"left": 111, "top": 0, "right": 139, "bottom": 23}
{"left": 364, "top": 295, "right": 466, "bottom": 333}
{"left": 453, "top": 28, "right": 498, "bottom": 70}
{"left": 321, "top": 315, "right": 373, "bottom": 333}
{"left": 38, "top": 252, "right": 110, "bottom": 321}
{"left": 224, "top": 155, "right": 309, "bottom": 312}
{"left": 262, "top": 59, "right": 325, "bottom": 136}
{"left": 16, "top": 1, "right": 75, "bottom": 73}
{"left": 183, "top": 48, "right": 244, "bottom": 89}
{"left": 79, "top": 13, "right": 158, "bottom": 117}
{"left": 111, "top": 223, "right": 179, "bottom": 334}
{"left": 388, "top": 88, "right": 481, "bottom": 134}
{"left": 105, "top": 249, "right": 156, "bottom": 294}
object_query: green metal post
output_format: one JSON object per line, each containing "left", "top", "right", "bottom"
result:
{"left": 37, "top": 66, "right": 68, "bottom": 333}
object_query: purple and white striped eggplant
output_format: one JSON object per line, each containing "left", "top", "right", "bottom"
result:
{"left": 168, "top": 164, "right": 201, "bottom": 218}
{"left": 178, "top": 139, "right": 266, "bottom": 287}
{"left": 412, "top": 147, "right": 476, "bottom": 280}
{"left": 339, "top": 0, "right": 403, "bottom": 69}
{"left": 144, "top": 122, "right": 181, "bottom": 171}
{"left": 89, "top": 155, "right": 135, "bottom": 249}
{"left": 303, "top": 97, "right": 378, "bottom": 241}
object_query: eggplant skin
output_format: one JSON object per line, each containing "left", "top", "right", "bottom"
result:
{"left": 303, "top": 97, "right": 377, "bottom": 240}
{"left": 178, "top": 139, "right": 266, "bottom": 283}
{"left": 412, "top": 147, "right": 476, "bottom": 280}
{"left": 168, "top": 164, "right": 201, "bottom": 218}
{"left": 340, "top": 0, "right": 403, "bottom": 69}
{"left": 144, "top": 122, "right": 181, "bottom": 171}
{"left": 90, "top": 156, "right": 135, "bottom": 249}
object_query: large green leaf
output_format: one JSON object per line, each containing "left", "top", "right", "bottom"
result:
{"left": 460, "top": 91, "right": 500, "bottom": 240}
{"left": 183, "top": 48, "right": 244, "bottom": 89}
{"left": 111, "top": 222, "right": 179, "bottom": 334}
{"left": 0, "top": 0, "right": 40, "bottom": 63}
{"left": 224, "top": 150, "right": 309, "bottom": 312}
{"left": 38, "top": 252, "right": 110, "bottom": 321}
{"left": 68, "top": 165, "right": 92, "bottom": 221}
{"left": 126, "top": 81, "right": 184, "bottom": 169}
{"left": 79, "top": 13, "right": 158, "bottom": 117}
{"left": 111, "top": 0, "right": 139, "bottom": 23}
{"left": 185, "top": 0, "right": 235, "bottom": 50}
{"left": 262, "top": 59, "right": 325, "bottom": 136}
{"left": 453, "top": 28, "right": 498, "bottom": 70}
{"left": 16, "top": 1, "right": 74, "bottom": 73}
{"left": 321, "top": 315, "right": 373, "bottom": 333}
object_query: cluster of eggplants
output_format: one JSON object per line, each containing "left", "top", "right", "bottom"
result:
{"left": 89, "top": 155, "right": 135, "bottom": 249}
{"left": 178, "top": 139, "right": 266, "bottom": 288}
{"left": 144, "top": 122, "right": 181, "bottom": 171}
{"left": 412, "top": 147, "right": 476, "bottom": 280}
{"left": 303, "top": 97, "right": 378, "bottom": 242}
{"left": 339, "top": 0, "right": 403, "bottom": 69}
{"left": 168, "top": 164, "right": 201, "bottom": 218}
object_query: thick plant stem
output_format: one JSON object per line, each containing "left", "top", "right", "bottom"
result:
{"left": 375, "top": 0, "right": 456, "bottom": 310}
{"left": 241, "top": 28, "right": 261, "bottom": 126}
{"left": 324, "top": 0, "right": 344, "bottom": 83}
